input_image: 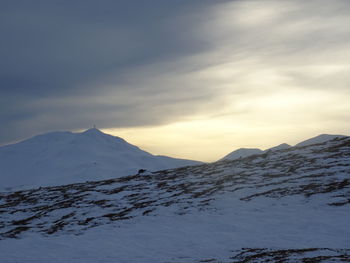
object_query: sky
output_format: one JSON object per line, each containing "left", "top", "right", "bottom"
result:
{"left": 1, "top": 0, "right": 350, "bottom": 162}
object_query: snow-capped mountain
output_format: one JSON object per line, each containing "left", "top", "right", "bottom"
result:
{"left": 0, "top": 128, "right": 201, "bottom": 190}
{"left": 295, "top": 133, "right": 346, "bottom": 147}
{"left": 1, "top": 135, "right": 349, "bottom": 262}
{"left": 220, "top": 144, "right": 292, "bottom": 161}
{"left": 219, "top": 134, "right": 347, "bottom": 161}
{"left": 219, "top": 148, "right": 263, "bottom": 161}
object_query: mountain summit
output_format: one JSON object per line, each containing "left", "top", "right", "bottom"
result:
{"left": 82, "top": 127, "right": 105, "bottom": 135}
{"left": 0, "top": 129, "right": 201, "bottom": 189}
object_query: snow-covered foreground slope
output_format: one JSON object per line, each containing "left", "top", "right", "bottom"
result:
{"left": 0, "top": 128, "right": 201, "bottom": 190}
{"left": 0, "top": 136, "right": 350, "bottom": 262}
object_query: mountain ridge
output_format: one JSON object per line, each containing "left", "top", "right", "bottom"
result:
{"left": 0, "top": 130, "right": 348, "bottom": 189}
{"left": 0, "top": 128, "right": 202, "bottom": 190}
{"left": 219, "top": 133, "right": 348, "bottom": 161}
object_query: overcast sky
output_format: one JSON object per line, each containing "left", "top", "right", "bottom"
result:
{"left": 1, "top": 0, "right": 350, "bottom": 161}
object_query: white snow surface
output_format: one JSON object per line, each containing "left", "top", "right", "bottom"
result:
{"left": 1, "top": 136, "right": 349, "bottom": 262}
{"left": 0, "top": 128, "right": 201, "bottom": 190}
{"left": 1, "top": 197, "right": 349, "bottom": 263}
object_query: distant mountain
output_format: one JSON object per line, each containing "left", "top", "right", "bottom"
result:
{"left": 295, "top": 134, "right": 347, "bottom": 147}
{"left": 220, "top": 148, "right": 263, "bottom": 161}
{"left": 0, "top": 128, "right": 201, "bottom": 189}
{"left": 219, "top": 134, "right": 348, "bottom": 161}
{"left": 266, "top": 143, "right": 291, "bottom": 151}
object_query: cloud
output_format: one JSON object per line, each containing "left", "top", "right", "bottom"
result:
{"left": 0, "top": 0, "right": 219, "bottom": 142}
{"left": 1, "top": 0, "right": 350, "bottom": 149}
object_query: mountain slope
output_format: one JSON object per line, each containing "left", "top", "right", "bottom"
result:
{"left": 0, "top": 128, "right": 201, "bottom": 190}
{"left": 295, "top": 133, "right": 347, "bottom": 147}
{"left": 220, "top": 148, "right": 263, "bottom": 161}
{"left": 0, "top": 136, "right": 349, "bottom": 262}
{"left": 266, "top": 143, "right": 291, "bottom": 151}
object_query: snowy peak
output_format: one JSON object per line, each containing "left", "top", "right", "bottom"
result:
{"left": 82, "top": 127, "right": 104, "bottom": 135}
{"left": 220, "top": 148, "right": 263, "bottom": 161}
{"left": 0, "top": 129, "right": 201, "bottom": 189}
{"left": 80, "top": 128, "right": 109, "bottom": 139}
{"left": 80, "top": 128, "right": 125, "bottom": 142}
{"left": 75, "top": 128, "right": 137, "bottom": 151}
{"left": 80, "top": 128, "right": 120, "bottom": 141}
{"left": 266, "top": 143, "right": 291, "bottom": 152}
{"left": 295, "top": 134, "right": 347, "bottom": 147}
